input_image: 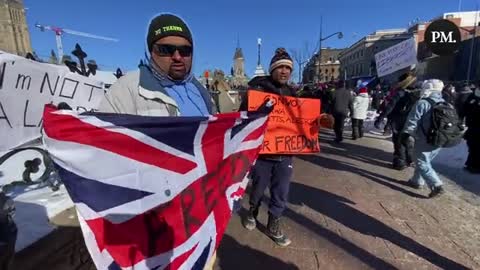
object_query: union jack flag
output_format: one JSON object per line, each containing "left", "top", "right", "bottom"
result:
{"left": 42, "top": 105, "right": 269, "bottom": 270}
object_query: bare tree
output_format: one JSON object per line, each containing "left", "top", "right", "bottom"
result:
{"left": 290, "top": 41, "right": 316, "bottom": 83}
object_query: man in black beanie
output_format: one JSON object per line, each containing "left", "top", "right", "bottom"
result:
{"left": 99, "top": 13, "right": 216, "bottom": 117}
{"left": 239, "top": 48, "right": 296, "bottom": 247}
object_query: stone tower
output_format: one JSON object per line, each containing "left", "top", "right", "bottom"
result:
{"left": 233, "top": 47, "right": 245, "bottom": 77}
{"left": 0, "top": 0, "right": 32, "bottom": 56}
{"left": 230, "top": 46, "right": 248, "bottom": 88}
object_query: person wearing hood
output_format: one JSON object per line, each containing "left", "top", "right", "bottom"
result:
{"left": 455, "top": 84, "right": 474, "bottom": 122}
{"left": 239, "top": 48, "right": 296, "bottom": 247}
{"left": 97, "top": 13, "right": 217, "bottom": 270}
{"left": 402, "top": 79, "right": 446, "bottom": 198}
{"left": 377, "top": 73, "right": 419, "bottom": 170}
{"left": 99, "top": 13, "right": 216, "bottom": 117}
{"left": 464, "top": 84, "right": 480, "bottom": 174}
{"left": 351, "top": 87, "right": 370, "bottom": 140}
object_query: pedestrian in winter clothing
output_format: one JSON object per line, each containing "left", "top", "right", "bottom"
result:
{"left": 464, "top": 86, "right": 480, "bottom": 174}
{"left": 402, "top": 79, "right": 446, "bottom": 198}
{"left": 383, "top": 73, "right": 418, "bottom": 170}
{"left": 332, "top": 83, "right": 354, "bottom": 142}
{"left": 99, "top": 13, "right": 216, "bottom": 117}
{"left": 371, "top": 84, "right": 384, "bottom": 111}
{"left": 240, "top": 48, "right": 295, "bottom": 247}
{"left": 455, "top": 84, "right": 474, "bottom": 121}
{"left": 97, "top": 13, "right": 218, "bottom": 269}
{"left": 352, "top": 87, "right": 370, "bottom": 140}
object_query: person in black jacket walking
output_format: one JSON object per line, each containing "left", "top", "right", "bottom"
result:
{"left": 455, "top": 84, "right": 474, "bottom": 121}
{"left": 381, "top": 73, "right": 418, "bottom": 170}
{"left": 331, "top": 83, "right": 354, "bottom": 142}
{"left": 464, "top": 86, "right": 480, "bottom": 174}
{"left": 239, "top": 48, "right": 296, "bottom": 247}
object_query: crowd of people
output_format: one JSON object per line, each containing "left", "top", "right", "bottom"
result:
{"left": 57, "top": 12, "right": 480, "bottom": 267}
{"left": 299, "top": 70, "right": 480, "bottom": 200}
{"left": 2, "top": 6, "right": 480, "bottom": 269}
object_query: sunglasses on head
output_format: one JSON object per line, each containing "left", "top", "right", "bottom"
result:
{"left": 153, "top": 44, "right": 193, "bottom": 57}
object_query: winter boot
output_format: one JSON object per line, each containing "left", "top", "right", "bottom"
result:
{"left": 242, "top": 206, "right": 259, "bottom": 231}
{"left": 267, "top": 214, "right": 291, "bottom": 247}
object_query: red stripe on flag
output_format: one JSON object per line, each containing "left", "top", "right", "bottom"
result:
{"left": 43, "top": 106, "right": 197, "bottom": 174}
{"left": 201, "top": 116, "right": 236, "bottom": 172}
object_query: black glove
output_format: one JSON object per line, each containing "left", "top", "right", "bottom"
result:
{"left": 256, "top": 99, "right": 275, "bottom": 114}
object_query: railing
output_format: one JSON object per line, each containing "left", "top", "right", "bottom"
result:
{"left": 0, "top": 147, "right": 62, "bottom": 193}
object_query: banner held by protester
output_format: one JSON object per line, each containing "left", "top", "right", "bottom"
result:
{"left": 375, "top": 37, "right": 417, "bottom": 78}
{"left": 247, "top": 90, "right": 321, "bottom": 154}
{"left": 42, "top": 105, "right": 268, "bottom": 270}
{"left": 0, "top": 53, "right": 105, "bottom": 151}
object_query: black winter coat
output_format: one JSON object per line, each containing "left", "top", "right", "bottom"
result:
{"left": 332, "top": 88, "right": 354, "bottom": 116}
{"left": 464, "top": 94, "right": 480, "bottom": 140}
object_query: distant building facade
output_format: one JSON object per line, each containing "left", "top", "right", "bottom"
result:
{"left": 0, "top": 0, "right": 32, "bottom": 56}
{"left": 303, "top": 48, "right": 343, "bottom": 83}
{"left": 339, "top": 29, "right": 411, "bottom": 85}
{"left": 411, "top": 11, "right": 480, "bottom": 82}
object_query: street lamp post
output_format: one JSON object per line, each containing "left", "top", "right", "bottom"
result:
{"left": 316, "top": 17, "right": 343, "bottom": 83}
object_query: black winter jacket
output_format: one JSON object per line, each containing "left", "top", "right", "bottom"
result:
{"left": 332, "top": 88, "right": 354, "bottom": 116}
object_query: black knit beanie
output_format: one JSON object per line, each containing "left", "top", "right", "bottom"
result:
{"left": 147, "top": 14, "right": 193, "bottom": 52}
{"left": 269, "top": 48, "right": 293, "bottom": 73}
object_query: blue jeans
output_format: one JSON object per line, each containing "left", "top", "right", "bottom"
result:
{"left": 411, "top": 144, "right": 443, "bottom": 189}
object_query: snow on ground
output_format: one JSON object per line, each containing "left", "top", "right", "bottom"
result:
{"left": 1, "top": 149, "right": 74, "bottom": 252}
{"left": 7, "top": 184, "right": 73, "bottom": 251}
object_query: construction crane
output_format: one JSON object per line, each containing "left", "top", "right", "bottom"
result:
{"left": 35, "top": 23, "right": 118, "bottom": 64}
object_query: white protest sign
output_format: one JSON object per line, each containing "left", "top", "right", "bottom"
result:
{"left": 0, "top": 53, "right": 106, "bottom": 151}
{"left": 375, "top": 37, "right": 417, "bottom": 77}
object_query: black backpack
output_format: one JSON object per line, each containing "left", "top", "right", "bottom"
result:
{"left": 422, "top": 98, "right": 464, "bottom": 148}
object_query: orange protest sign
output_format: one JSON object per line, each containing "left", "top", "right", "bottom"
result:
{"left": 247, "top": 90, "right": 321, "bottom": 154}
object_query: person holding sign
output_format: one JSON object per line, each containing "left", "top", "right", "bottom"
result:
{"left": 239, "top": 48, "right": 298, "bottom": 247}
